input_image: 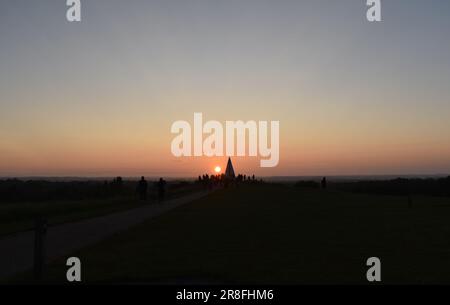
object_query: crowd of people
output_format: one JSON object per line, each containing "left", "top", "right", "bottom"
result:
{"left": 197, "top": 173, "right": 261, "bottom": 189}
{"left": 135, "top": 173, "right": 264, "bottom": 203}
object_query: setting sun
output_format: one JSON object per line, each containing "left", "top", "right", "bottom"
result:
{"left": 214, "top": 166, "right": 221, "bottom": 173}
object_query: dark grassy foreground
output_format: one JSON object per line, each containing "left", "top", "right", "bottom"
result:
{"left": 22, "top": 184, "right": 450, "bottom": 284}
{"left": 0, "top": 182, "right": 201, "bottom": 237}
{"left": 0, "top": 198, "right": 143, "bottom": 237}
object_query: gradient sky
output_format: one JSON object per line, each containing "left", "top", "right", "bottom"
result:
{"left": 1, "top": 0, "right": 450, "bottom": 177}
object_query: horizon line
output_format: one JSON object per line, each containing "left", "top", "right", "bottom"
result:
{"left": 1, "top": 173, "right": 449, "bottom": 180}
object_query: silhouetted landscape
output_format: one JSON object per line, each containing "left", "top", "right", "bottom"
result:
{"left": 2, "top": 0, "right": 450, "bottom": 295}
{"left": 0, "top": 178, "right": 202, "bottom": 236}
{"left": 0, "top": 178, "right": 201, "bottom": 203}
{"left": 1, "top": 174, "right": 450, "bottom": 284}
{"left": 298, "top": 176, "right": 450, "bottom": 197}
{"left": 3, "top": 176, "right": 450, "bottom": 203}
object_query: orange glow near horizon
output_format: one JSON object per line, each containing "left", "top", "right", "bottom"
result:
{"left": 214, "top": 166, "right": 221, "bottom": 174}
{"left": 2, "top": 2, "right": 450, "bottom": 177}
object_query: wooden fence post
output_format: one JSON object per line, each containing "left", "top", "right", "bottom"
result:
{"left": 33, "top": 218, "right": 48, "bottom": 281}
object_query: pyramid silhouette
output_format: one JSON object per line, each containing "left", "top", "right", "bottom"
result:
{"left": 225, "top": 157, "right": 235, "bottom": 179}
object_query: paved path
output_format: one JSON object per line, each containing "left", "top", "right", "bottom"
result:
{"left": 0, "top": 191, "right": 210, "bottom": 280}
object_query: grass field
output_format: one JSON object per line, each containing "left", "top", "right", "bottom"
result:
{"left": 0, "top": 198, "right": 146, "bottom": 237}
{"left": 0, "top": 183, "right": 201, "bottom": 237}
{"left": 17, "top": 183, "right": 450, "bottom": 284}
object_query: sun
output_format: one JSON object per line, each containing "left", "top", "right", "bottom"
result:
{"left": 214, "top": 166, "right": 221, "bottom": 173}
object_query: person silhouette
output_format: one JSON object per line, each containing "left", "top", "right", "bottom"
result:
{"left": 321, "top": 177, "right": 327, "bottom": 189}
{"left": 137, "top": 176, "right": 148, "bottom": 201}
{"left": 157, "top": 177, "right": 167, "bottom": 202}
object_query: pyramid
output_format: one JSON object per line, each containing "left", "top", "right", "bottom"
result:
{"left": 225, "top": 157, "right": 235, "bottom": 179}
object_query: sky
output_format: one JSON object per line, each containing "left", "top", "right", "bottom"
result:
{"left": 1, "top": 0, "right": 450, "bottom": 177}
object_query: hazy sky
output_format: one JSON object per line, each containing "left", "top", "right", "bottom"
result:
{"left": 1, "top": 0, "right": 450, "bottom": 177}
